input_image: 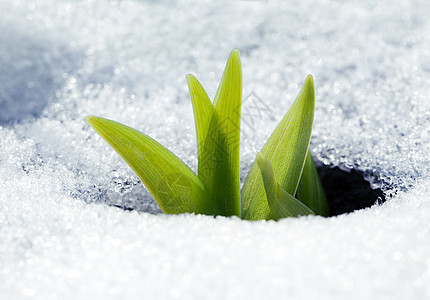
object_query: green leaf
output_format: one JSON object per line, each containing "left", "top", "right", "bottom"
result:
{"left": 241, "top": 75, "right": 315, "bottom": 220}
{"left": 296, "top": 150, "right": 330, "bottom": 217}
{"left": 86, "top": 116, "right": 219, "bottom": 215}
{"left": 256, "top": 153, "right": 315, "bottom": 220}
{"left": 186, "top": 74, "right": 215, "bottom": 163}
{"left": 197, "top": 49, "right": 242, "bottom": 217}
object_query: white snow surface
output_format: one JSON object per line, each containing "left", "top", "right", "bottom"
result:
{"left": 1, "top": 0, "right": 430, "bottom": 298}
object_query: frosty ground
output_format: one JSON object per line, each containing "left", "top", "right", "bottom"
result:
{"left": 1, "top": 0, "right": 430, "bottom": 298}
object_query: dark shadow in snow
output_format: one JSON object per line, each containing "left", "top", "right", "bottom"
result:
{"left": 317, "top": 165, "right": 385, "bottom": 216}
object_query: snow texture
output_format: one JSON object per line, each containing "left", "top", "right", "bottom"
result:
{"left": 1, "top": 0, "right": 430, "bottom": 298}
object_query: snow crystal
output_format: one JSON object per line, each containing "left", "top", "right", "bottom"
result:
{"left": 1, "top": 0, "right": 430, "bottom": 298}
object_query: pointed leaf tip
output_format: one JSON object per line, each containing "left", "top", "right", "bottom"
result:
{"left": 224, "top": 49, "right": 241, "bottom": 76}
{"left": 305, "top": 74, "right": 314, "bottom": 85}
{"left": 303, "top": 74, "right": 315, "bottom": 99}
{"left": 86, "top": 115, "right": 95, "bottom": 124}
{"left": 230, "top": 48, "right": 240, "bottom": 58}
{"left": 186, "top": 73, "right": 195, "bottom": 83}
{"left": 86, "top": 115, "right": 103, "bottom": 130}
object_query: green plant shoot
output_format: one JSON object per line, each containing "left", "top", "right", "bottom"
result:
{"left": 188, "top": 49, "right": 242, "bottom": 217}
{"left": 86, "top": 49, "right": 329, "bottom": 220}
{"left": 241, "top": 74, "right": 316, "bottom": 220}
{"left": 256, "top": 152, "right": 315, "bottom": 219}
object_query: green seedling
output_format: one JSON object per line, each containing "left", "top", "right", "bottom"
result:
{"left": 86, "top": 49, "right": 329, "bottom": 220}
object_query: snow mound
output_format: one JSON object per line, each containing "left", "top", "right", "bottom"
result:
{"left": 1, "top": 0, "right": 430, "bottom": 298}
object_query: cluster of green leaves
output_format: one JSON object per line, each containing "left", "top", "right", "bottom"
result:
{"left": 86, "top": 49, "right": 329, "bottom": 220}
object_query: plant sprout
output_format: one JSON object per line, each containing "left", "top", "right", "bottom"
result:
{"left": 86, "top": 49, "right": 329, "bottom": 220}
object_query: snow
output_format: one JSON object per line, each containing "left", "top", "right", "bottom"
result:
{"left": 1, "top": 0, "right": 430, "bottom": 298}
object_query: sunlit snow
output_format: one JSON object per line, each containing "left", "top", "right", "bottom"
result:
{"left": 1, "top": 0, "right": 430, "bottom": 298}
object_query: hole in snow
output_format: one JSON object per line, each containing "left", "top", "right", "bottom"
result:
{"left": 316, "top": 165, "right": 385, "bottom": 216}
